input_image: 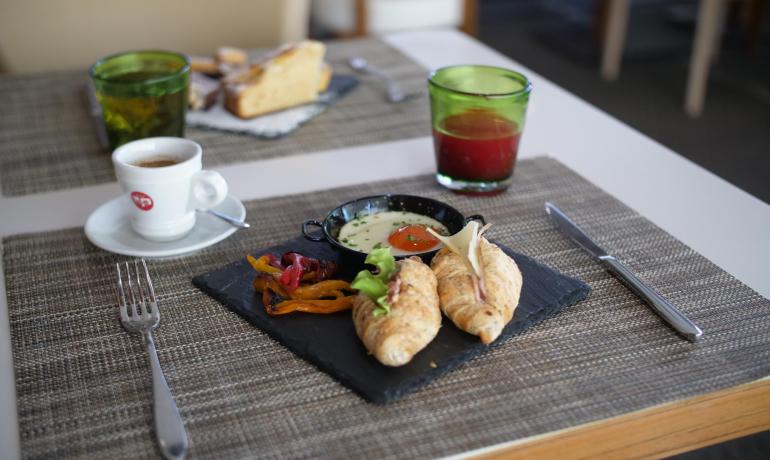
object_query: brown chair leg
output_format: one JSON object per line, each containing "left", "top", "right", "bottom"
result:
{"left": 354, "top": 0, "right": 368, "bottom": 36}
{"left": 685, "top": 0, "right": 727, "bottom": 117}
{"left": 601, "top": 0, "right": 630, "bottom": 81}
{"left": 461, "top": 0, "right": 478, "bottom": 36}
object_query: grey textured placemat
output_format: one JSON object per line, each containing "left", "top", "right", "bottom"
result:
{"left": 4, "top": 157, "right": 769, "bottom": 459}
{"left": 0, "top": 38, "right": 429, "bottom": 197}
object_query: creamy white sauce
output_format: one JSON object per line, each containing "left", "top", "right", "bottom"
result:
{"left": 337, "top": 211, "right": 448, "bottom": 255}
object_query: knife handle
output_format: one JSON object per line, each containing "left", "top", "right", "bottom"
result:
{"left": 599, "top": 255, "right": 703, "bottom": 342}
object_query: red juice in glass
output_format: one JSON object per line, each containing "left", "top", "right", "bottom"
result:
{"left": 428, "top": 65, "right": 531, "bottom": 194}
{"left": 433, "top": 109, "right": 521, "bottom": 184}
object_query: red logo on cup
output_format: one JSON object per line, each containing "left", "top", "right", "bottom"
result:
{"left": 131, "top": 191, "right": 154, "bottom": 211}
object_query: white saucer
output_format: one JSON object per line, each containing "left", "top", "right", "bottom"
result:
{"left": 85, "top": 195, "right": 246, "bottom": 258}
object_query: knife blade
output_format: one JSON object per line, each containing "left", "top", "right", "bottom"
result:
{"left": 545, "top": 202, "right": 703, "bottom": 342}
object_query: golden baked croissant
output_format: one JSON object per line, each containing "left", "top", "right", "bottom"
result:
{"left": 431, "top": 237, "right": 523, "bottom": 344}
{"left": 352, "top": 257, "right": 441, "bottom": 366}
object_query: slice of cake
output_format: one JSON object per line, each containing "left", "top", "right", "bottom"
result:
{"left": 318, "top": 61, "right": 332, "bottom": 92}
{"left": 223, "top": 40, "right": 326, "bottom": 118}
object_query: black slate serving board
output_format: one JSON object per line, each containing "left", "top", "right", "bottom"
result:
{"left": 193, "top": 236, "right": 591, "bottom": 404}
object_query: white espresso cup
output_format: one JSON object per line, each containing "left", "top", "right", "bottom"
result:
{"left": 112, "top": 137, "right": 228, "bottom": 242}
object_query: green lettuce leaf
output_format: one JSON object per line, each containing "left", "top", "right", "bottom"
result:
{"left": 366, "top": 247, "right": 395, "bottom": 282}
{"left": 351, "top": 271, "right": 387, "bottom": 299}
{"left": 351, "top": 248, "right": 396, "bottom": 315}
{"left": 373, "top": 295, "right": 390, "bottom": 316}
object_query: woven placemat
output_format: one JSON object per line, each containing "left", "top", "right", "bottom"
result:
{"left": 0, "top": 38, "right": 429, "bottom": 197}
{"left": 4, "top": 157, "right": 769, "bottom": 459}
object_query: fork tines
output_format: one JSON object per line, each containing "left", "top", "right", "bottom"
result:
{"left": 116, "top": 259, "right": 160, "bottom": 323}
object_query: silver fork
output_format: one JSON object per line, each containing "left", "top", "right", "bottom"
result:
{"left": 348, "top": 57, "right": 417, "bottom": 103}
{"left": 117, "top": 260, "right": 188, "bottom": 460}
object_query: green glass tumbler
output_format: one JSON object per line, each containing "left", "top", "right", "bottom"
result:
{"left": 428, "top": 65, "right": 532, "bottom": 194}
{"left": 90, "top": 50, "right": 191, "bottom": 151}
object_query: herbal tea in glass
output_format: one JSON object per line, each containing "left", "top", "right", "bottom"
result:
{"left": 90, "top": 51, "right": 190, "bottom": 151}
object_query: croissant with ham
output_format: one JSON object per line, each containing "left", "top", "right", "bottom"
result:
{"left": 429, "top": 223, "right": 523, "bottom": 344}
{"left": 352, "top": 256, "right": 441, "bottom": 367}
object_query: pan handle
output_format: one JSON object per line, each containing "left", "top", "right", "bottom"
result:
{"left": 464, "top": 214, "right": 486, "bottom": 226}
{"left": 302, "top": 220, "right": 326, "bottom": 242}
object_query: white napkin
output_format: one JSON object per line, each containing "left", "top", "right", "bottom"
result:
{"left": 186, "top": 75, "right": 358, "bottom": 139}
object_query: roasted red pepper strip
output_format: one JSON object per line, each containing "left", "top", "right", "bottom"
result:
{"left": 264, "top": 253, "right": 282, "bottom": 269}
{"left": 278, "top": 252, "right": 310, "bottom": 291}
{"left": 249, "top": 252, "right": 340, "bottom": 287}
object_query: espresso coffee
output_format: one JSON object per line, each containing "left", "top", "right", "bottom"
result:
{"left": 133, "top": 157, "right": 181, "bottom": 168}
{"left": 113, "top": 138, "right": 228, "bottom": 242}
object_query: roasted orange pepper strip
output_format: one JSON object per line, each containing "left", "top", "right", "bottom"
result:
{"left": 265, "top": 297, "right": 353, "bottom": 315}
{"left": 254, "top": 278, "right": 349, "bottom": 300}
{"left": 253, "top": 277, "right": 267, "bottom": 291}
{"left": 249, "top": 254, "right": 355, "bottom": 315}
{"left": 252, "top": 276, "right": 289, "bottom": 298}
{"left": 292, "top": 280, "right": 353, "bottom": 299}
{"left": 247, "top": 255, "right": 282, "bottom": 275}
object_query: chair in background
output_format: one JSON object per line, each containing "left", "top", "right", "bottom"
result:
{"left": 0, "top": 0, "right": 311, "bottom": 74}
{"left": 599, "top": 0, "right": 767, "bottom": 117}
{"left": 312, "top": 0, "right": 478, "bottom": 37}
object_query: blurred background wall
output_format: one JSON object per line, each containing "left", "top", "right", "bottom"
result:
{"left": 0, "top": 0, "right": 310, "bottom": 74}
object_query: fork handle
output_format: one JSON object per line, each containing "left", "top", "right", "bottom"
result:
{"left": 362, "top": 66, "right": 404, "bottom": 102}
{"left": 144, "top": 332, "right": 189, "bottom": 460}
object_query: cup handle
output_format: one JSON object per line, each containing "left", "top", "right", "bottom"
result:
{"left": 191, "top": 170, "right": 228, "bottom": 210}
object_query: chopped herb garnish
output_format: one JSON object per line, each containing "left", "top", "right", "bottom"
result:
{"left": 372, "top": 242, "right": 383, "bottom": 249}
{"left": 406, "top": 234, "right": 416, "bottom": 242}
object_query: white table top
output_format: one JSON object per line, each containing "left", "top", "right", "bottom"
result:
{"left": 0, "top": 29, "right": 767, "bottom": 459}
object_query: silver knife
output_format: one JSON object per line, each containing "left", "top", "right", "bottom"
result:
{"left": 545, "top": 202, "right": 703, "bottom": 342}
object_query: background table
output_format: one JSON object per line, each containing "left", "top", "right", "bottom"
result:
{"left": 0, "top": 29, "right": 768, "bottom": 459}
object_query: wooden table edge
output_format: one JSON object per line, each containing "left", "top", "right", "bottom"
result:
{"left": 464, "top": 377, "right": 770, "bottom": 459}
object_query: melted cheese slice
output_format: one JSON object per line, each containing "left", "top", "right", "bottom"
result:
{"left": 427, "top": 221, "right": 483, "bottom": 280}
